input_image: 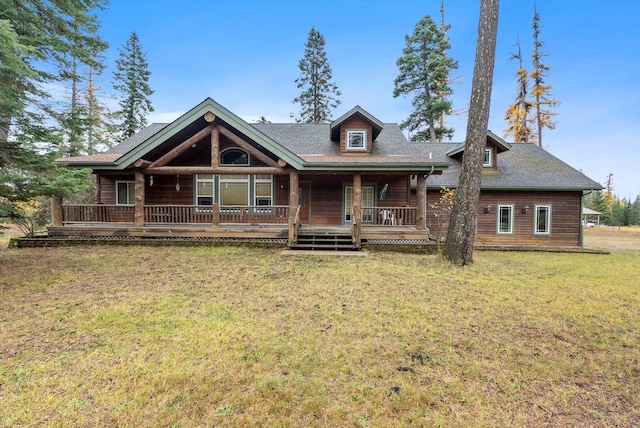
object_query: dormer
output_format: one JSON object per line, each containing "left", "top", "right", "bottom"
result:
{"left": 445, "top": 131, "right": 511, "bottom": 171}
{"left": 330, "top": 106, "right": 384, "bottom": 155}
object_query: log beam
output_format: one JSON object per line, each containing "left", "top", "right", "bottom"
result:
{"left": 211, "top": 126, "right": 219, "bottom": 168}
{"left": 416, "top": 174, "right": 426, "bottom": 230}
{"left": 353, "top": 173, "right": 362, "bottom": 246}
{"left": 288, "top": 171, "right": 299, "bottom": 246}
{"left": 217, "top": 126, "right": 282, "bottom": 169}
{"left": 149, "top": 125, "right": 214, "bottom": 168}
{"left": 51, "top": 197, "right": 63, "bottom": 226}
{"left": 134, "top": 170, "right": 145, "bottom": 227}
{"left": 146, "top": 166, "right": 287, "bottom": 175}
{"left": 133, "top": 159, "right": 152, "bottom": 168}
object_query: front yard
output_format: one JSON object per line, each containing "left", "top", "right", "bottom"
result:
{"left": 0, "top": 228, "right": 638, "bottom": 426}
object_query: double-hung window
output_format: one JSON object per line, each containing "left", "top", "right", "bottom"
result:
{"left": 116, "top": 181, "right": 135, "bottom": 205}
{"left": 195, "top": 174, "right": 214, "bottom": 212}
{"left": 254, "top": 174, "right": 273, "bottom": 206}
{"left": 497, "top": 204, "right": 514, "bottom": 234}
{"left": 483, "top": 149, "right": 492, "bottom": 167}
{"left": 534, "top": 205, "right": 551, "bottom": 235}
{"left": 195, "top": 174, "right": 214, "bottom": 206}
{"left": 346, "top": 130, "right": 366, "bottom": 151}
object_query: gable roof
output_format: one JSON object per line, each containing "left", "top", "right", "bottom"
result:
{"left": 329, "top": 105, "right": 384, "bottom": 141}
{"left": 57, "top": 98, "right": 450, "bottom": 173}
{"left": 427, "top": 142, "right": 602, "bottom": 191}
{"left": 58, "top": 98, "right": 306, "bottom": 170}
{"left": 446, "top": 130, "right": 512, "bottom": 158}
{"left": 252, "top": 122, "right": 450, "bottom": 171}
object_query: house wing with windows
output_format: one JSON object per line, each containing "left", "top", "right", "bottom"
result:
{"left": 52, "top": 97, "right": 601, "bottom": 250}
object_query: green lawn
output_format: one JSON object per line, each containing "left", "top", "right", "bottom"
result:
{"left": 1, "top": 233, "right": 639, "bottom": 426}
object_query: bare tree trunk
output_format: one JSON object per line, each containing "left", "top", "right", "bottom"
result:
{"left": 442, "top": 0, "right": 499, "bottom": 266}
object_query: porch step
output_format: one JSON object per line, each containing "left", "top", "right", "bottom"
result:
{"left": 290, "top": 233, "right": 361, "bottom": 251}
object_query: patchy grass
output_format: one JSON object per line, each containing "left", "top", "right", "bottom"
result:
{"left": 0, "top": 235, "right": 639, "bottom": 426}
{"left": 584, "top": 225, "right": 640, "bottom": 251}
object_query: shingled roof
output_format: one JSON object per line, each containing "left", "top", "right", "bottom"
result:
{"left": 425, "top": 142, "right": 602, "bottom": 191}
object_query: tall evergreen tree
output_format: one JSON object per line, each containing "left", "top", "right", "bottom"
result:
{"left": 1, "top": 1, "right": 106, "bottom": 230}
{"left": 84, "top": 66, "right": 113, "bottom": 154}
{"left": 530, "top": 2, "right": 556, "bottom": 148}
{"left": 112, "top": 31, "right": 154, "bottom": 140}
{"left": 442, "top": 0, "right": 499, "bottom": 266}
{"left": 293, "top": 27, "right": 341, "bottom": 124}
{"left": 503, "top": 38, "right": 533, "bottom": 142}
{"left": 393, "top": 14, "right": 458, "bottom": 142}
{"left": 55, "top": 11, "right": 108, "bottom": 157}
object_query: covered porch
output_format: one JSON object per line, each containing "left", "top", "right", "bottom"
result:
{"left": 48, "top": 172, "right": 432, "bottom": 246}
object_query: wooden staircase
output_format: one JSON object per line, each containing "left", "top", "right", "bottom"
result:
{"left": 289, "top": 229, "right": 361, "bottom": 252}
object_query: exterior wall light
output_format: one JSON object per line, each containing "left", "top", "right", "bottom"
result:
{"left": 484, "top": 205, "right": 491, "bottom": 213}
{"left": 522, "top": 205, "right": 529, "bottom": 214}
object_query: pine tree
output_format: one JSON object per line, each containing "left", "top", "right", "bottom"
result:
{"left": 55, "top": 12, "right": 108, "bottom": 157}
{"left": 442, "top": 0, "right": 499, "bottom": 266}
{"left": 84, "top": 66, "right": 113, "bottom": 154}
{"left": 1, "top": 1, "right": 106, "bottom": 230}
{"left": 530, "top": 2, "right": 557, "bottom": 148}
{"left": 393, "top": 14, "right": 458, "bottom": 142}
{"left": 293, "top": 27, "right": 341, "bottom": 124}
{"left": 503, "top": 38, "right": 533, "bottom": 142}
{"left": 112, "top": 31, "right": 154, "bottom": 140}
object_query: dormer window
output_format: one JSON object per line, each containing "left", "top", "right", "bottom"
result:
{"left": 483, "top": 149, "right": 492, "bottom": 167}
{"left": 346, "top": 130, "right": 366, "bottom": 151}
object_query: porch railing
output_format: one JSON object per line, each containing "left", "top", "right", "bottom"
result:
{"left": 361, "top": 206, "right": 417, "bottom": 226}
{"left": 61, "top": 204, "right": 290, "bottom": 225}
{"left": 62, "top": 204, "right": 135, "bottom": 224}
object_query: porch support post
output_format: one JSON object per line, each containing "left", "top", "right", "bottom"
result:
{"left": 416, "top": 174, "right": 426, "bottom": 230}
{"left": 353, "top": 173, "right": 362, "bottom": 246}
{"left": 212, "top": 203, "right": 220, "bottom": 229}
{"left": 288, "top": 171, "right": 299, "bottom": 246}
{"left": 51, "top": 197, "right": 63, "bottom": 226}
{"left": 134, "top": 170, "right": 145, "bottom": 227}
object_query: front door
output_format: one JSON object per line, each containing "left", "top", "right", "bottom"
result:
{"left": 298, "top": 181, "right": 311, "bottom": 224}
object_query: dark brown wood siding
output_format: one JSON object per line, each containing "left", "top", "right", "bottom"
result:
{"left": 98, "top": 174, "right": 194, "bottom": 205}
{"left": 340, "top": 117, "right": 373, "bottom": 154}
{"left": 426, "top": 189, "right": 583, "bottom": 246}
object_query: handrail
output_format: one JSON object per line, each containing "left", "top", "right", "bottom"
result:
{"left": 351, "top": 206, "right": 358, "bottom": 245}
{"left": 292, "top": 204, "right": 301, "bottom": 244}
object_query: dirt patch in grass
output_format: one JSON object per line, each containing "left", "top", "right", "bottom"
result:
{"left": 1, "top": 241, "right": 639, "bottom": 426}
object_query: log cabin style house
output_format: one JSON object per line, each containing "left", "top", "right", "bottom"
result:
{"left": 51, "top": 97, "right": 601, "bottom": 250}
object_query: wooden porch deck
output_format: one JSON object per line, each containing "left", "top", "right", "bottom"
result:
{"left": 47, "top": 223, "right": 432, "bottom": 242}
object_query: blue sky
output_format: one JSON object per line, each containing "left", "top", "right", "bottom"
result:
{"left": 96, "top": 0, "right": 640, "bottom": 200}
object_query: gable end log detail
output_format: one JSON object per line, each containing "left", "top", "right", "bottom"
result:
{"left": 149, "top": 125, "right": 215, "bottom": 168}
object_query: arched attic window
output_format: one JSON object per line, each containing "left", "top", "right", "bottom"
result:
{"left": 220, "top": 148, "right": 249, "bottom": 165}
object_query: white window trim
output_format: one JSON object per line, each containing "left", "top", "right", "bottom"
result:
{"left": 497, "top": 204, "right": 514, "bottom": 234}
{"left": 115, "top": 181, "right": 135, "bottom": 205}
{"left": 346, "top": 130, "right": 366, "bottom": 151}
{"left": 195, "top": 174, "right": 215, "bottom": 210}
{"left": 483, "top": 148, "right": 492, "bottom": 167}
{"left": 344, "top": 184, "right": 376, "bottom": 223}
{"left": 534, "top": 204, "right": 552, "bottom": 235}
{"left": 254, "top": 174, "right": 273, "bottom": 206}
{"left": 219, "top": 174, "right": 250, "bottom": 206}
